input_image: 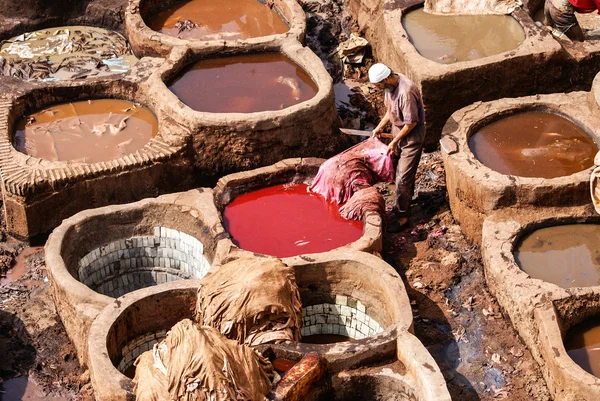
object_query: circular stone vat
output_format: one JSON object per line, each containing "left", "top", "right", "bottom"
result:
{"left": 533, "top": 294, "right": 600, "bottom": 401}
{"left": 269, "top": 251, "right": 412, "bottom": 372}
{"left": 125, "top": 0, "right": 305, "bottom": 57}
{"left": 45, "top": 189, "right": 223, "bottom": 363}
{"left": 1, "top": 81, "right": 194, "bottom": 239}
{"left": 168, "top": 52, "right": 318, "bottom": 113}
{"left": 223, "top": 183, "right": 363, "bottom": 258}
{"left": 87, "top": 251, "right": 413, "bottom": 401}
{"left": 402, "top": 7, "right": 525, "bottom": 64}
{"left": 469, "top": 111, "right": 597, "bottom": 178}
{"left": 87, "top": 281, "right": 200, "bottom": 401}
{"left": 146, "top": 0, "right": 289, "bottom": 41}
{"left": 0, "top": 26, "right": 137, "bottom": 81}
{"left": 441, "top": 94, "right": 600, "bottom": 244}
{"left": 13, "top": 99, "right": 157, "bottom": 163}
{"left": 514, "top": 223, "right": 600, "bottom": 288}
{"left": 214, "top": 158, "right": 383, "bottom": 259}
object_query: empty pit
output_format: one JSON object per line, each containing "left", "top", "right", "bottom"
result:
{"left": 269, "top": 251, "right": 412, "bottom": 372}
{"left": 86, "top": 250, "right": 414, "bottom": 401}
{"left": 0, "top": 26, "right": 137, "bottom": 81}
{"left": 402, "top": 7, "right": 525, "bottom": 64}
{"left": 168, "top": 52, "right": 318, "bottom": 113}
{"left": 45, "top": 188, "right": 223, "bottom": 363}
{"left": 125, "top": 0, "right": 305, "bottom": 57}
{"left": 214, "top": 158, "right": 383, "bottom": 259}
{"left": 0, "top": 81, "right": 194, "bottom": 239}
{"left": 149, "top": 44, "right": 349, "bottom": 180}
{"left": 441, "top": 91, "right": 600, "bottom": 243}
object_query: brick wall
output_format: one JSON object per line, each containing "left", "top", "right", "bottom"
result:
{"left": 301, "top": 295, "right": 384, "bottom": 340}
{"left": 78, "top": 227, "right": 211, "bottom": 297}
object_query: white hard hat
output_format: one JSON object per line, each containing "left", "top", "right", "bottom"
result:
{"left": 368, "top": 63, "right": 391, "bottom": 83}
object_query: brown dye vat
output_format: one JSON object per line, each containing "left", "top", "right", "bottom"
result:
{"left": 402, "top": 8, "right": 525, "bottom": 64}
{"left": 514, "top": 224, "right": 600, "bottom": 288}
{"left": 469, "top": 111, "right": 597, "bottom": 178}
{"left": 565, "top": 316, "right": 600, "bottom": 378}
{"left": 147, "top": 0, "right": 288, "bottom": 41}
{"left": 13, "top": 99, "right": 158, "bottom": 163}
{"left": 302, "top": 334, "right": 351, "bottom": 344}
{"left": 0, "top": 246, "right": 44, "bottom": 289}
{"left": 168, "top": 53, "right": 318, "bottom": 113}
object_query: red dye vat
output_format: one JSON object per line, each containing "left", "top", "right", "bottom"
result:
{"left": 223, "top": 184, "right": 363, "bottom": 258}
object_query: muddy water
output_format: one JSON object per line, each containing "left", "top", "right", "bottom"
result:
{"left": 147, "top": 0, "right": 288, "bottom": 41}
{"left": 168, "top": 53, "right": 318, "bottom": 113}
{"left": 223, "top": 183, "right": 363, "bottom": 258}
{"left": 0, "top": 376, "right": 68, "bottom": 401}
{"left": 302, "top": 334, "right": 352, "bottom": 344}
{"left": 14, "top": 99, "right": 158, "bottom": 163}
{"left": 469, "top": 111, "right": 597, "bottom": 178}
{"left": 0, "top": 247, "right": 44, "bottom": 289}
{"left": 565, "top": 316, "right": 600, "bottom": 378}
{"left": 402, "top": 8, "right": 525, "bottom": 64}
{"left": 514, "top": 224, "right": 600, "bottom": 288}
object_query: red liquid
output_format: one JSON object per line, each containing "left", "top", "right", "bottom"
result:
{"left": 272, "top": 358, "right": 296, "bottom": 374}
{"left": 223, "top": 184, "right": 363, "bottom": 258}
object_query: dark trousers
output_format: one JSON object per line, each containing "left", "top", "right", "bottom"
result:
{"left": 392, "top": 124, "right": 426, "bottom": 216}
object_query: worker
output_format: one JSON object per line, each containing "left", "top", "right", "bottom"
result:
{"left": 370, "top": 63, "right": 426, "bottom": 231}
{"left": 543, "top": 0, "right": 599, "bottom": 41}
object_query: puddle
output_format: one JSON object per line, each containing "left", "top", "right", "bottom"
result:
{"left": 223, "top": 183, "right": 363, "bottom": 258}
{"left": 302, "top": 334, "right": 351, "bottom": 344}
{"left": 0, "top": 376, "right": 67, "bottom": 401}
{"left": 14, "top": 99, "right": 158, "bottom": 163}
{"left": 514, "top": 224, "right": 600, "bottom": 288}
{"left": 147, "top": 0, "right": 288, "bottom": 41}
{"left": 469, "top": 111, "right": 597, "bottom": 178}
{"left": 565, "top": 316, "right": 600, "bottom": 378}
{"left": 168, "top": 53, "right": 318, "bottom": 113}
{"left": 0, "top": 247, "right": 44, "bottom": 289}
{"left": 402, "top": 8, "right": 525, "bottom": 64}
{"left": 0, "top": 26, "right": 137, "bottom": 81}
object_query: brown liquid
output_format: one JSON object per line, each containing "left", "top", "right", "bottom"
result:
{"left": 168, "top": 53, "right": 318, "bottom": 113}
{"left": 147, "top": 0, "right": 288, "bottom": 41}
{"left": 14, "top": 99, "right": 158, "bottom": 163}
{"left": 0, "top": 247, "right": 44, "bottom": 289}
{"left": 302, "top": 334, "right": 351, "bottom": 344}
{"left": 469, "top": 111, "right": 597, "bottom": 178}
{"left": 402, "top": 8, "right": 525, "bottom": 64}
{"left": 515, "top": 224, "right": 600, "bottom": 288}
{"left": 565, "top": 316, "right": 600, "bottom": 378}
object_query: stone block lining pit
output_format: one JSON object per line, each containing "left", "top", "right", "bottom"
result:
{"left": 301, "top": 297, "right": 384, "bottom": 340}
{"left": 45, "top": 188, "right": 224, "bottom": 365}
{"left": 78, "top": 226, "right": 211, "bottom": 298}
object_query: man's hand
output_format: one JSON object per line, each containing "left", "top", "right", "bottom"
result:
{"left": 372, "top": 126, "right": 382, "bottom": 138}
{"left": 387, "top": 141, "right": 397, "bottom": 156}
